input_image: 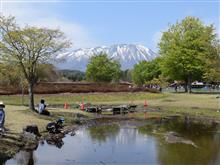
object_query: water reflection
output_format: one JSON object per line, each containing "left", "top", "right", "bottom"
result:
{"left": 88, "top": 124, "right": 120, "bottom": 143}
{"left": 46, "top": 138, "right": 64, "bottom": 149}
{"left": 0, "top": 154, "right": 10, "bottom": 165}
{"left": 4, "top": 120, "right": 220, "bottom": 165}
{"left": 157, "top": 133, "right": 220, "bottom": 165}
{"left": 11, "top": 151, "right": 35, "bottom": 165}
{"left": 158, "top": 121, "right": 220, "bottom": 165}
{"left": 139, "top": 119, "right": 220, "bottom": 165}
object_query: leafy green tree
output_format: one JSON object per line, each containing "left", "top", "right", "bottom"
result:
{"left": 0, "top": 16, "right": 70, "bottom": 110}
{"left": 120, "top": 69, "right": 132, "bottom": 82}
{"left": 36, "top": 64, "right": 60, "bottom": 82}
{"left": 132, "top": 58, "right": 161, "bottom": 86}
{"left": 159, "top": 16, "right": 219, "bottom": 93}
{"left": 145, "top": 75, "right": 169, "bottom": 88}
{"left": 0, "top": 63, "right": 23, "bottom": 87}
{"left": 60, "top": 69, "right": 85, "bottom": 81}
{"left": 203, "top": 44, "right": 220, "bottom": 83}
{"left": 0, "top": 63, "right": 59, "bottom": 86}
{"left": 86, "top": 53, "right": 121, "bottom": 82}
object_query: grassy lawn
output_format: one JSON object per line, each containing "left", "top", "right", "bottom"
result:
{"left": 132, "top": 93, "right": 220, "bottom": 119}
{"left": 0, "top": 92, "right": 165, "bottom": 106}
{"left": 5, "top": 105, "right": 49, "bottom": 133}
{"left": 4, "top": 105, "right": 91, "bottom": 133}
{"left": 1, "top": 92, "right": 220, "bottom": 133}
{"left": 148, "top": 93, "right": 218, "bottom": 110}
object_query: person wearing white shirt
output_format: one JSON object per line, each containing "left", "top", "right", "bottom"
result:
{"left": 38, "top": 99, "right": 50, "bottom": 116}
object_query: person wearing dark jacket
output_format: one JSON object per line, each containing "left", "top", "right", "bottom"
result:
{"left": 0, "top": 101, "right": 5, "bottom": 132}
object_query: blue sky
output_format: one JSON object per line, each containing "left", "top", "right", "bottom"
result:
{"left": 1, "top": 0, "right": 220, "bottom": 52}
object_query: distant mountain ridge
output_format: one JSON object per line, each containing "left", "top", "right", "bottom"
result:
{"left": 56, "top": 44, "right": 159, "bottom": 71}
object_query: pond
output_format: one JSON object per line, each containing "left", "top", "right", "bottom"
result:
{"left": 4, "top": 119, "right": 220, "bottom": 165}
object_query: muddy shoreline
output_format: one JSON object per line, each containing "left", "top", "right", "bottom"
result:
{"left": 1, "top": 114, "right": 220, "bottom": 163}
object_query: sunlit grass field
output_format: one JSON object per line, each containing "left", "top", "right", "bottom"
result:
{"left": 4, "top": 105, "right": 91, "bottom": 133}
{"left": 0, "top": 92, "right": 218, "bottom": 110}
{"left": 0, "top": 92, "right": 165, "bottom": 105}
{"left": 1, "top": 92, "right": 220, "bottom": 133}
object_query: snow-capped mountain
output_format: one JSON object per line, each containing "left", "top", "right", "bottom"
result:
{"left": 56, "top": 44, "right": 158, "bottom": 71}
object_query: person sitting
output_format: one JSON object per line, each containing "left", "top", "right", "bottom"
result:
{"left": 38, "top": 99, "right": 50, "bottom": 116}
{"left": 0, "top": 101, "right": 5, "bottom": 132}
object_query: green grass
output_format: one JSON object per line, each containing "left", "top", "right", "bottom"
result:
{"left": 130, "top": 107, "right": 220, "bottom": 120}
{"left": 4, "top": 105, "right": 92, "bottom": 133}
{"left": 0, "top": 92, "right": 166, "bottom": 106}
{"left": 5, "top": 105, "right": 50, "bottom": 133}
{"left": 148, "top": 93, "right": 218, "bottom": 110}
{"left": 1, "top": 92, "right": 220, "bottom": 134}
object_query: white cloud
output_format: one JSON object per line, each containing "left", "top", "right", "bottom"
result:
{"left": 30, "top": 18, "right": 98, "bottom": 49}
{"left": 1, "top": 3, "right": 99, "bottom": 49}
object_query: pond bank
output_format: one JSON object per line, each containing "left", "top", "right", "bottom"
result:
{"left": 6, "top": 116, "right": 220, "bottom": 165}
{"left": 1, "top": 99, "right": 220, "bottom": 163}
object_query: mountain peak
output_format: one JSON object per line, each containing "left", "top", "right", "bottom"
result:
{"left": 56, "top": 44, "right": 158, "bottom": 71}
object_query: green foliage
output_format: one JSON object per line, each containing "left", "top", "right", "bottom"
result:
{"left": 36, "top": 64, "right": 60, "bottom": 82}
{"left": 0, "top": 15, "right": 70, "bottom": 110}
{"left": 132, "top": 58, "right": 161, "bottom": 86}
{"left": 0, "top": 16, "right": 70, "bottom": 84}
{"left": 86, "top": 53, "right": 121, "bottom": 82}
{"left": 0, "top": 63, "right": 59, "bottom": 87}
{"left": 203, "top": 45, "right": 220, "bottom": 83}
{"left": 0, "top": 63, "right": 25, "bottom": 87}
{"left": 120, "top": 69, "right": 132, "bottom": 82}
{"left": 88, "top": 124, "right": 119, "bottom": 142}
{"left": 145, "top": 75, "right": 169, "bottom": 88}
{"left": 60, "top": 69, "right": 85, "bottom": 81}
{"left": 159, "top": 16, "right": 219, "bottom": 91}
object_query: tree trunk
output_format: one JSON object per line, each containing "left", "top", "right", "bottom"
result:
{"left": 28, "top": 82, "right": 35, "bottom": 110}
{"left": 188, "top": 74, "right": 192, "bottom": 93}
{"left": 184, "top": 79, "right": 188, "bottom": 93}
{"left": 20, "top": 75, "right": 24, "bottom": 105}
{"left": 184, "top": 84, "right": 188, "bottom": 92}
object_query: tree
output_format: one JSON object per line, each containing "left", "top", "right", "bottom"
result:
{"left": 145, "top": 75, "right": 169, "bottom": 88}
{"left": 0, "top": 63, "right": 60, "bottom": 86}
{"left": 0, "top": 16, "right": 70, "bottom": 110}
{"left": 132, "top": 58, "right": 161, "bottom": 86}
{"left": 120, "top": 69, "right": 132, "bottom": 82}
{"left": 203, "top": 44, "right": 220, "bottom": 83}
{"left": 86, "top": 53, "right": 121, "bottom": 82}
{"left": 36, "top": 64, "right": 60, "bottom": 82}
{"left": 60, "top": 69, "right": 85, "bottom": 82}
{"left": 0, "top": 62, "right": 24, "bottom": 87}
{"left": 159, "top": 16, "right": 219, "bottom": 93}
